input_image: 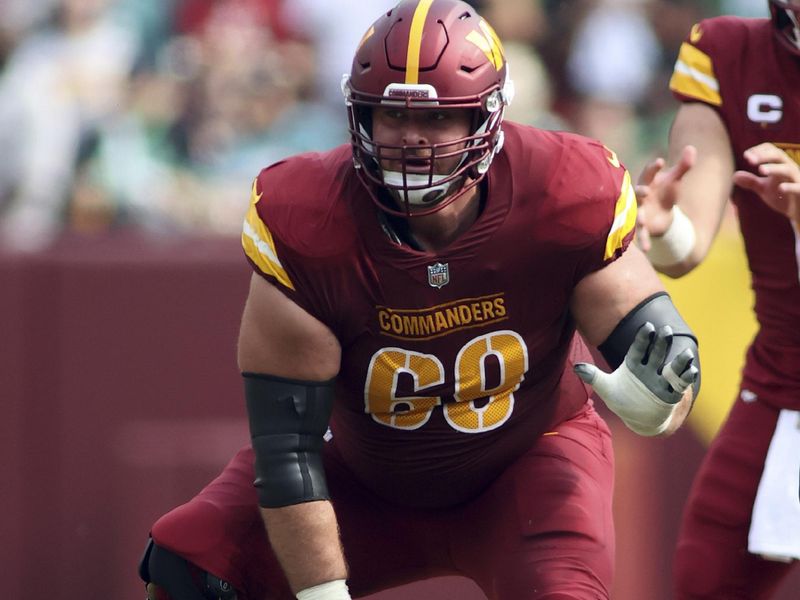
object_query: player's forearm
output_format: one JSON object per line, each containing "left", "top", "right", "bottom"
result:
{"left": 679, "top": 173, "right": 729, "bottom": 261}
{"left": 658, "top": 106, "right": 734, "bottom": 276}
{"left": 650, "top": 171, "right": 730, "bottom": 278}
{"left": 262, "top": 501, "right": 348, "bottom": 593}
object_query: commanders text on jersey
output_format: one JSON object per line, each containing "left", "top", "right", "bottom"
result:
{"left": 377, "top": 293, "right": 507, "bottom": 340}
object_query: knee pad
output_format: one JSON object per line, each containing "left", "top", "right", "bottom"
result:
{"left": 139, "top": 538, "right": 238, "bottom": 600}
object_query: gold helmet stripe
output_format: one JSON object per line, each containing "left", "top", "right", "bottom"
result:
{"left": 406, "top": 0, "right": 435, "bottom": 84}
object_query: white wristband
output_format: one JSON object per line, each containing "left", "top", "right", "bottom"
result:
{"left": 296, "top": 579, "right": 351, "bottom": 600}
{"left": 646, "top": 205, "right": 696, "bottom": 268}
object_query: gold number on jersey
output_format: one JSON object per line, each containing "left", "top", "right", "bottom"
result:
{"left": 364, "top": 331, "right": 528, "bottom": 433}
{"left": 447, "top": 331, "right": 527, "bottom": 432}
{"left": 365, "top": 348, "right": 444, "bottom": 429}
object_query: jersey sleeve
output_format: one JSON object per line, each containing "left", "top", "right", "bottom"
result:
{"left": 600, "top": 149, "right": 638, "bottom": 266}
{"left": 551, "top": 136, "right": 638, "bottom": 283}
{"left": 668, "top": 18, "right": 727, "bottom": 109}
{"left": 240, "top": 161, "right": 338, "bottom": 329}
{"left": 242, "top": 172, "right": 297, "bottom": 292}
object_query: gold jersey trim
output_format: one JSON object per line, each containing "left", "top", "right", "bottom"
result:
{"left": 605, "top": 170, "right": 637, "bottom": 260}
{"left": 669, "top": 42, "right": 722, "bottom": 106}
{"left": 241, "top": 179, "right": 295, "bottom": 291}
{"left": 775, "top": 143, "right": 800, "bottom": 166}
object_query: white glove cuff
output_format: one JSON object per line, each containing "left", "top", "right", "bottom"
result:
{"left": 647, "top": 205, "right": 696, "bottom": 268}
{"left": 297, "top": 580, "right": 351, "bottom": 600}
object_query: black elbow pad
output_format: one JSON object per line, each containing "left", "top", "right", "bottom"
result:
{"left": 244, "top": 373, "right": 335, "bottom": 508}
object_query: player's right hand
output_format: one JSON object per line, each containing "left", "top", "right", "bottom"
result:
{"left": 635, "top": 145, "right": 696, "bottom": 251}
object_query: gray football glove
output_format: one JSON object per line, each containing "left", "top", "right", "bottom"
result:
{"left": 574, "top": 322, "right": 698, "bottom": 436}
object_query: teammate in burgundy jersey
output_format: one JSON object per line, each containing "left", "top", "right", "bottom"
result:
{"left": 141, "top": 2, "right": 700, "bottom": 599}
{"left": 636, "top": 3, "right": 800, "bottom": 598}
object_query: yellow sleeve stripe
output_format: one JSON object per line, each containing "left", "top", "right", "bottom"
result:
{"left": 241, "top": 181, "right": 295, "bottom": 291}
{"left": 669, "top": 42, "right": 721, "bottom": 106}
{"left": 605, "top": 170, "right": 637, "bottom": 260}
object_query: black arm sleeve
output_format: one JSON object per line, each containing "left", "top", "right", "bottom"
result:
{"left": 244, "top": 372, "right": 335, "bottom": 508}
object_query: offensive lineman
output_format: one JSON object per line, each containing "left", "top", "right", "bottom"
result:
{"left": 141, "top": 1, "right": 701, "bottom": 598}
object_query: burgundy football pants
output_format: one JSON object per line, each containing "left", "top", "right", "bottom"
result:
{"left": 151, "top": 405, "right": 615, "bottom": 600}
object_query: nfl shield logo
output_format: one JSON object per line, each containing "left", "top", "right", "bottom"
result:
{"left": 427, "top": 262, "right": 450, "bottom": 289}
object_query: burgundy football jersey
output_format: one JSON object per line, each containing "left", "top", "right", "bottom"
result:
{"left": 241, "top": 121, "right": 637, "bottom": 506}
{"left": 670, "top": 17, "right": 800, "bottom": 408}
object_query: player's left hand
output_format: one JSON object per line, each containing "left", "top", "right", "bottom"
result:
{"left": 634, "top": 145, "right": 697, "bottom": 252}
{"left": 574, "top": 322, "right": 698, "bottom": 437}
{"left": 733, "top": 143, "right": 800, "bottom": 223}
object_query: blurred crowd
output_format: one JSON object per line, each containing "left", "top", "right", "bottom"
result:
{"left": 0, "top": 0, "right": 766, "bottom": 252}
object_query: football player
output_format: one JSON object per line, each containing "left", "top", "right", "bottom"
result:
{"left": 636, "top": 1, "right": 800, "bottom": 597}
{"left": 140, "top": 1, "right": 700, "bottom": 598}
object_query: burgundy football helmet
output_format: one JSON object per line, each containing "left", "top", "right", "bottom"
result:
{"left": 769, "top": 0, "right": 800, "bottom": 55}
{"left": 342, "top": 0, "right": 514, "bottom": 217}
